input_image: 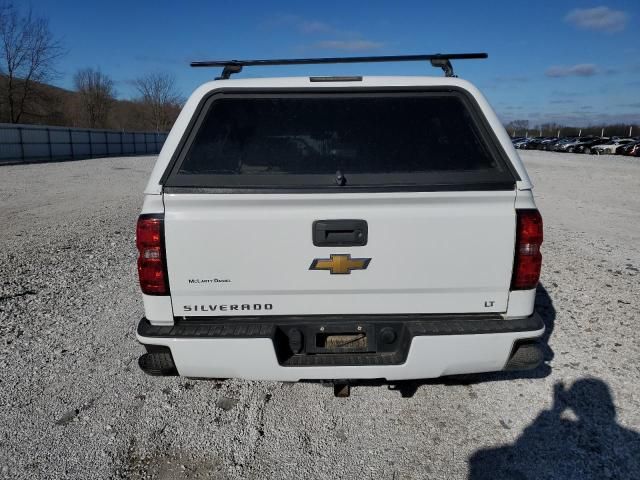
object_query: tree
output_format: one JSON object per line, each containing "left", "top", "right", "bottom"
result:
{"left": 133, "top": 72, "right": 182, "bottom": 132}
{"left": 511, "top": 119, "right": 529, "bottom": 131}
{"left": 73, "top": 68, "right": 114, "bottom": 128}
{"left": 505, "top": 119, "right": 529, "bottom": 136}
{"left": 0, "top": 3, "right": 64, "bottom": 123}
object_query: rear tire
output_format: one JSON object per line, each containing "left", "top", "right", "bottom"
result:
{"left": 138, "top": 352, "right": 178, "bottom": 376}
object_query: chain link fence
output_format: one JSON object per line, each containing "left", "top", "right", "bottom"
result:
{"left": 0, "top": 123, "right": 168, "bottom": 165}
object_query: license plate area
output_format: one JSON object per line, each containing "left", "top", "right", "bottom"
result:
{"left": 275, "top": 321, "right": 408, "bottom": 366}
{"left": 318, "top": 333, "right": 367, "bottom": 350}
{"left": 312, "top": 324, "right": 372, "bottom": 353}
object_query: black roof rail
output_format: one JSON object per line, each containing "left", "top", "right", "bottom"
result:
{"left": 190, "top": 53, "right": 488, "bottom": 80}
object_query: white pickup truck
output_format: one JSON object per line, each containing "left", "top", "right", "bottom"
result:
{"left": 135, "top": 54, "right": 544, "bottom": 394}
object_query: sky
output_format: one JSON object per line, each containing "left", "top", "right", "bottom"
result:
{"left": 26, "top": 0, "right": 640, "bottom": 126}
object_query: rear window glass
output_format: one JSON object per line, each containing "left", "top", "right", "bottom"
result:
{"left": 167, "top": 92, "right": 514, "bottom": 190}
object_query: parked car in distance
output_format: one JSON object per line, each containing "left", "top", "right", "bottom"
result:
{"left": 591, "top": 139, "right": 635, "bottom": 155}
{"left": 513, "top": 138, "right": 533, "bottom": 149}
{"left": 615, "top": 140, "right": 640, "bottom": 155}
{"left": 550, "top": 138, "right": 578, "bottom": 151}
{"left": 576, "top": 137, "right": 610, "bottom": 154}
{"left": 538, "top": 138, "right": 559, "bottom": 150}
{"left": 554, "top": 138, "right": 580, "bottom": 152}
{"left": 560, "top": 137, "right": 595, "bottom": 153}
{"left": 520, "top": 137, "right": 550, "bottom": 150}
{"left": 516, "top": 137, "right": 544, "bottom": 150}
{"left": 508, "top": 135, "right": 640, "bottom": 155}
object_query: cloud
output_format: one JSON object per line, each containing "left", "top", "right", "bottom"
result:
{"left": 268, "top": 14, "right": 342, "bottom": 35}
{"left": 311, "top": 40, "right": 384, "bottom": 52}
{"left": 267, "top": 14, "right": 385, "bottom": 53}
{"left": 565, "top": 6, "right": 628, "bottom": 33}
{"left": 545, "top": 64, "right": 598, "bottom": 77}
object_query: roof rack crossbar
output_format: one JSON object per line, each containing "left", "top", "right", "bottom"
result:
{"left": 190, "top": 53, "right": 488, "bottom": 80}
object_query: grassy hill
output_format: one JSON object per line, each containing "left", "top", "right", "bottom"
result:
{"left": 0, "top": 76, "right": 177, "bottom": 131}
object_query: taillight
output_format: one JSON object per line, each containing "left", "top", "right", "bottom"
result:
{"left": 136, "top": 214, "right": 169, "bottom": 295}
{"left": 511, "top": 209, "right": 543, "bottom": 290}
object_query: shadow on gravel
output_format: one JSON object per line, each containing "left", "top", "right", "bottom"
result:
{"left": 379, "top": 284, "right": 556, "bottom": 398}
{"left": 467, "top": 378, "right": 640, "bottom": 479}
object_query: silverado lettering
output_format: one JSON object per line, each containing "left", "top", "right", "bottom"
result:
{"left": 183, "top": 304, "right": 273, "bottom": 312}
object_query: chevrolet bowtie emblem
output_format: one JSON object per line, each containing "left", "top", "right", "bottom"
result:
{"left": 309, "top": 254, "right": 371, "bottom": 275}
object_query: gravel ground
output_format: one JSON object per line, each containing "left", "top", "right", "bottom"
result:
{"left": 0, "top": 151, "right": 639, "bottom": 479}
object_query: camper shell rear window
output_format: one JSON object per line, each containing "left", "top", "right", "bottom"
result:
{"left": 164, "top": 89, "right": 517, "bottom": 191}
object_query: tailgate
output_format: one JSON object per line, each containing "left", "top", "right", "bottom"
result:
{"left": 164, "top": 190, "right": 516, "bottom": 316}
